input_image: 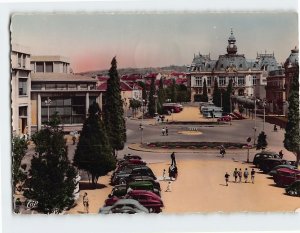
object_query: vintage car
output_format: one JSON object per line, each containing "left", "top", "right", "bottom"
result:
{"left": 217, "top": 115, "right": 232, "bottom": 122}
{"left": 118, "top": 159, "right": 146, "bottom": 167}
{"left": 269, "top": 164, "right": 298, "bottom": 177}
{"left": 252, "top": 151, "right": 280, "bottom": 167}
{"left": 273, "top": 168, "right": 300, "bottom": 187}
{"left": 111, "top": 166, "right": 156, "bottom": 185}
{"left": 99, "top": 199, "right": 149, "bottom": 214}
{"left": 258, "top": 158, "right": 287, "bottom": 173}
{"left": 123, "top": 155, "right": 142, "bottom": 160}
{"left": 105, "top": 190, "right": 163, "bottom": 213}
{"left": 285, "top": 180, "right": 300, "bottom": 197}
{"left": 128, "top": 175, "right": 161, "bottom": 191}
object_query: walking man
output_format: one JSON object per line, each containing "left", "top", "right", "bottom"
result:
{"left": 244, "top": 168, "right": 249, "bottom": 183}
{"left": 162, "top": 169, "right": 166, "bottom": 180}
{"left": 83, "top": 192, "right": 89, "bottom": 213}
{"left": 279, "top": 150, "right": 284, "bottom": 159}
{"left": 165, "top": 127, "right": 169, "bottom": 136}
{"left": 171, "top": 152, "right": 176, "bottom": 166}
{"left": 224, "top": 172, "right": 230, "bottom": 186}
{"left": 233, "top": 168, "right": 238, "bottom": 183}
{"left": 162, "top": 127, "right": 165, "bottom": 136}
{"left": 251, "top": 168, "right": 255, "bottom": 184}
{"left": 238, "top": 168, "right": 242, "bottom": 183}
{"left": 220, "top": 145, "right": 226, "bottom": 158}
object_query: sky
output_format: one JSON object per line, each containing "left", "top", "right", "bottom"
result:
{"left": 11, "top": 13, "right": 298, "bottom": 73}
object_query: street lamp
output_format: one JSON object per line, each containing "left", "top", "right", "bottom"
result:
{"left": 153, "top": 94, "right": 158, "bottom": 115}
{"left": 246, "top": 137, "right": 252, "bottom": 163}
{"left": 45, "top": 97, "right": 52, "bottom": 121}
{"left": 140, "top": 99, "right": 145, "bottom": 144}
{"left": 171, "top": 109, "right": 174, "bottom": 122}
{"left": 263, "top": 99, "right": 266, "bottom": 131}
{"left": 253, "top": 97, "right": 257, "bottom": 145}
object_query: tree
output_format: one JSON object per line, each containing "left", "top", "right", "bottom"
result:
{"left": 212, "top": 79, "right": 221, "bottom": 107}
{"left": 256, "top": 131, "right": 268, "bottom": 150}
{"left": 202, "top": 79, "right": 208, "bottom": 102}
{"left": 148, "top": 78, "right": 156, "bottom": 117}
{"left": 12, "top": 136, "right": 28, "bottom": 194}
{"left": 138, "top": 81, "right": 147, "bottom": 104}
{"left": 24, "top": 113, "right": 77, "bottom": 214}
{"left": 74, "top": 102, "right": 116, "bottom": 187}
{"left": 129, "top": 99, "right": 142, "bottom": 117}
{"left": 223, "top": 79, "right": 233, "bottom": 113}
{"left": 284, "top": 69, "right": 300, "bottom": 165}
{"left": 157, "top": 78, "right": 166, "bottom": 114}
{"left": 170, "top": 79, "right": 177, "bottom": 103}
{"left": 104, "top": 57, "right": 126, "bottom": 154}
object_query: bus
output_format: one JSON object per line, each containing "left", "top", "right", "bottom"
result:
{"left": 201, "top": 106, "right": 223, "bottom": 118}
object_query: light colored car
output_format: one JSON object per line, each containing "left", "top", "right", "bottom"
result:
{"left": 99, "top": 199, "right": 149, "bottom": 214}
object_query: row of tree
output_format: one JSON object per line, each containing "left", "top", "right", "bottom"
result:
{"left": 12, "top": 57, "right": 126, "bottom": 214}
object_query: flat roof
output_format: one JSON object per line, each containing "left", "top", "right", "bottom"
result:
{"left": 31, "top": 73, "right": 97, "bottom": 83}
{"left": 31, "top": 55, "right": 70, "bottom": 63}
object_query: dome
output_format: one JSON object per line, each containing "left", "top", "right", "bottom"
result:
{"left": 284, "top": 46, "right": 299, "bottom": 68}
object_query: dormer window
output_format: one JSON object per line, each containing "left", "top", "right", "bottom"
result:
{"left": 239, "top": 64, "right": 242, "bottom": 68}
{"left": 221, "top": 64, "right": 224, "bottom": 68}
{"left": 45, "top": 62, "right": 53, "bottom": 73}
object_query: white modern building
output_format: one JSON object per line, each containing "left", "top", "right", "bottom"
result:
{"left": 11, "top": 44, "right": 32, "bottom": 137}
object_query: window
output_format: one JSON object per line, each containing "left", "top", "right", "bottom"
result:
{"left": 239, "top": 64, "right": 243, "bottom": 68}
{"left": 45, "top": 62, "right": 53, "bottom": 73}
{"left": 238, "top": 76, "right": 245, "bottom": 86}
{"left": 18, "top": 54, "right": 22, "bottom": 67}
{"left": 68, "top": 84, "right": 76, "bottom": 90}
{"left": 220, "top": 64, "right": 224, "bottom": 68}
{"left": 79, "top": 84, "right": 88, "bottom": 90}
{"left": 18, "top": 78, "right": 27, "bottom": 96}
{"left": 45, "top": 84, "right": 56, "bottom": 90}
{"left": 22, "top": 55, "right": 26, "bottom": 68}
{"left": 56, "top": 84, "right": 67, "bottom": 90}
{"left": 207, "top": 77, "right": 212, "bottom": 87}
{"left": 195, "top": 77, "right": 202, "bottom": 87}
{"left": 252, "top": 76, "right": 257, "bottom": 85}
{"left": 32, "top": 83, "right": 42, "bottom": 90}
{"left": 19, "top": 106, "right": 27, "bottom": 116}
{"left": 36, "top": 62, "right": 44, "bottom": 72}
{"left": 219, "top": 77, "right": 226, "bottom": 86}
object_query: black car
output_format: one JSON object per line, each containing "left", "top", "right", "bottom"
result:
{"left": 111, "top": 166, "right": 156, "bottom": 185}
{"left": 259, "top": 158, "right": 286, "bottom": 173}
{"left": 253, "top": 151, "right": 280, "bottom": 167}
{"left": 285, "top": 180, "right": 300, "bottom": 197}
{"left": 127, "top": 175, "right": 161, "bottom": 191}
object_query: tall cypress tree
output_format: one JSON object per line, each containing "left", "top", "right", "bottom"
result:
{"left": 202, "top": 79, "right": 208, "bottom": 102}
{"left": 24, "top": 113, "right": 77, "bottom": 214}
{"left": 157, "top": 77, "right": 166, "bottom": 114}
{"left": 74, "top": 102, "right": 116, "bottom": 186}
{"left": 213, "top": 79, "right": 221, "bottom": 107}
{"left": 138, "top": 81, "right": 147, "bottom": 104}
{"left": 170, "top": 79, "right": 177, "bottom": 103}
{"left": 148, "top": 78, "right": 156, "bottom": 117}
{"left": 256, "top": 131, "right": 268, "bottom": 150}
{"left": 284, "top": 68, "right": 300, "bottom": 165}
{"left": 223, "top": 79, "right": 233, "bottom": 113}
{"left": 104, "top": 57, "right": 126, "bottom": 155}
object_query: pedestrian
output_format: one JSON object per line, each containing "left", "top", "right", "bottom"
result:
{"left": 162, "top": 127, "right": 165, "bottom": 136}
{"left": 279, "top": 150, "right": 284, "bottom": 159}
{"left": 224, "top": 172, "right": 230, "bottom": 186}
{"left": 238, "top": 168, "right": 242, "bottom": 183}
{"left": 165, "top": 127, "right": 169, "bottom": 136}
{"left": 165, "top": 181, "right": 172, "bottom": 192}
{"left": 233, "top": 168, "right": 238, "bottom": 183}
{"left": 251, "top": 168, "right": 255, "bottom": 184}
{"left": 83, "top": 192, "right": 89, "bottom": 213}
{"left": 163, "top": 169, "right": 166, "bottom": 180}
{"left": 220, "top": 145, "right": 226, "bottom": 158}
{"left": 171, "top": 152, "right": 176, "bottom": 166}
{"left": 244, "top": 168, "right": 249, "bottom": 183}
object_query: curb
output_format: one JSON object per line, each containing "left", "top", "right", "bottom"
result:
{"left": 128, "top": 143, "right": 257, "bottom": 154}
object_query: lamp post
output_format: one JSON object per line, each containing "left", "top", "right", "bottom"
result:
{"left": 253, "top": 97, "right": 257, "bottom": 145}
{"left": 246, "top": 137, "right": 252, "bottom": 163}
{"left": 221, "top": 92, "right": 223, "bottom": 109}
{"left": 263, "top": 99, "right": 266, "bottom": 131}
{"left": 45, "top": 97, "right": 52, "bottom": 121}
{"left": 153, "top": 94, "right": 158, "bottom": 116}
{"left": 171, "top": 109, "right": 174, "bottom": 122}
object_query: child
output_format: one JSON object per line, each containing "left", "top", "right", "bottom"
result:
{"left": 163, "top": 169, "right": 166, "bottom": 180}
{"left": 251, "top": 168, "right": 255, "bottom": 184}
{"left": 83, "top": 192, "right": 89, "bottom": 213}
{"left": 238, "top": 168, "right": 242, "bottom": 183}
{"left": 165, "top": 181, "right": 172, "bottom": 192}
{"left": 233, "top": 168, "right": 238, "bottom": 183}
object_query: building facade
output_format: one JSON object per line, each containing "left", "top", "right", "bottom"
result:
{"left": 30, "top": 56, "right": 102, "bottom": 133}
{"left": 187, "top": 30, "right": 281, "bottom": 102}
{"left": 11, "top": 44, "right": 32, "bottom": 137}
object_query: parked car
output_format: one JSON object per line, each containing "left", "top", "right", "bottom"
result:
{"left": 269, "top": 164, "right": 298, "bottom": 177}
{"left": 118, "top": 159, "right": 146, "bottom": 167}
{"left": 253, "top": 151, "right": 280, "bottom": 167}
{"left": 258, "top": 158, "right": 287, "bottom": 173}
{"left": 217, "top": 115, "right": 232, "bottom": 122}
{"left": 128, "top": 175, "right": 161, "bottom": 191}
{"left": 285, "top": 180, "right": 300, "bottom": 197}
{"left": 273, "top": 168, "right": 300, "bottom": 187}
{"left": 105, "top": 190, "right": 164, "bottom": 213}
{"left": 123, "top": 155, "right": 142, "bottom": 160}
{"left": 111, "top": 166, "right": 156, "bottom": 185}
{"left": 99, "top": 199, "right": 149, "bottom": 214}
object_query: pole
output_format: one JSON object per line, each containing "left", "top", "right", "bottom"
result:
{"left": 221, "top": 92, "right": 223, "bottom": 108}
{"left": 47, "top": 104, "right": 50, "bottom": 122}
{"left": 247, "top": 147, "right": 250, "bottom": 163}
{"left": 263, "top": 103, "right": 266, "bottom": 131}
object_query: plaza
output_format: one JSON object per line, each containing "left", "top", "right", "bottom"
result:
{"left": 66, "top": 105, "right": 300, "bottom": 214}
